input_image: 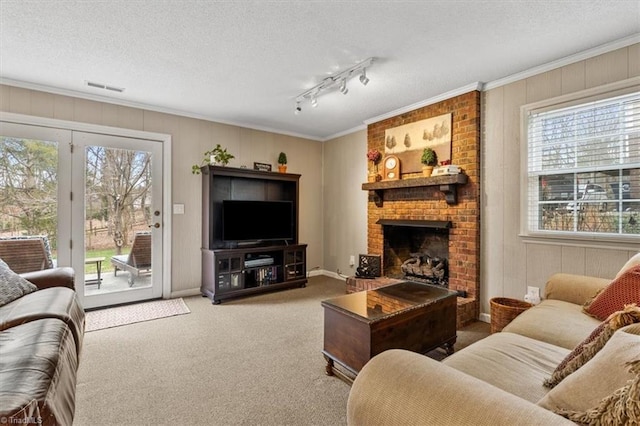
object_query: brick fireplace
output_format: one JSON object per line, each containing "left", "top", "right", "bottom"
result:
{"left": 364, "top": 91, "right": 480, "bottom": 328}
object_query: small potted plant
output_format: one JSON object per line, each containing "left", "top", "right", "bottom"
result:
{"left": 192, "top": 144, "right": 235, "bottom": 174}
{"left": 421, "top": 147, "right": 438, "bottom": 177}
{"left": 278, "top": 152, "right": 288, "bottom": 173}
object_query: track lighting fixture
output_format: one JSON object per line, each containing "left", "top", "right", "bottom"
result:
{"left": 359, "top": 69, "right": 369, "bottom": 86}
{"left": 294, "top": 57, "right": 374, "bottom": 113}
{"left": 339, "top": 79, "right": 348, "bottom": 95}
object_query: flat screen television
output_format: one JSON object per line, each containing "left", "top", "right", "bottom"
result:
{"left": 222, "top": 200, "right": 294, "bottom": 242}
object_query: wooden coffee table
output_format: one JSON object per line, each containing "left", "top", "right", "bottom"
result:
{"left": 321, "top": 281, "right": 457, "bottom": 383}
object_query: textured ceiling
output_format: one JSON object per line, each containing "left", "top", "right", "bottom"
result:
{"left": 1, "top": 1, "right": 639, "bottom": 140}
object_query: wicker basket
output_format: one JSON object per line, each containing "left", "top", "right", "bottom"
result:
{"left": 490, "top": 297, "right": 533, "bottom": 334}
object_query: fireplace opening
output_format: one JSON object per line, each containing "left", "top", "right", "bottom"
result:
{"left": 382, "top": 222, "right": 450, "bottom": 288}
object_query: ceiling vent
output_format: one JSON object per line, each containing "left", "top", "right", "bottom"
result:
{"left": 86, "top": 80, "right": 125, "bottom": 93}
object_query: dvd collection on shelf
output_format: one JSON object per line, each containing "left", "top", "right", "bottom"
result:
{"left": 249, "top": 266, "right": 279, "bottom": 286}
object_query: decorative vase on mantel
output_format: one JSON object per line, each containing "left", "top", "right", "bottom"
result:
{"left": 368, "top": 164, "right": 381, "bottom": 182}
{"left": 367, "top": 149, "right": 382, "bottom": 183}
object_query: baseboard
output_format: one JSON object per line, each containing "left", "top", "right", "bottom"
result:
{"left": 307, "top": 269, "right": 325, "bottom": 278}
{"left": 479, "top": 312, "right": 491, "bottom": 324}
{"left": 170, "top": 288, "right": 203, "bottom": 298}
{"left": 318, "top": 269, "right": 351, "bottom": 281}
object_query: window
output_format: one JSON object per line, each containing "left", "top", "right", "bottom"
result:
{"left": 525, "top": 88, "right": 640, "bottom": 240}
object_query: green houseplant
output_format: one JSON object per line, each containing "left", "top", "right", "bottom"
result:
{"left": 191, "top": 144, "right": 235, "bottom": 174}
{"left": 421, "top": 147, "right": 438, "bottom": 177}
{"left": 278, "top": 152, "right": 288, "bottom": 173}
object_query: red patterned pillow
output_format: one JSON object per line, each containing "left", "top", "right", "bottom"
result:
{"left": 584, "top": 265, "right": 640, "bottom": 321}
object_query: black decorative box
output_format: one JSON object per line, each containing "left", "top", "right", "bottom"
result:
{"left": 356, "top": 254, "right": 381, "bottom": 278}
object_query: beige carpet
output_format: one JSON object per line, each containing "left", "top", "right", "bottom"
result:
{"left": 75, "top": 276, "right": 489, "bottom": 425}
{"left": 85, "top": 298, "right": 191, "bottom": 332}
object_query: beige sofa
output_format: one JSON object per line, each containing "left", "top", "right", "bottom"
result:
{"left": 347, "top": 256, "right": 640, "bottom": 425}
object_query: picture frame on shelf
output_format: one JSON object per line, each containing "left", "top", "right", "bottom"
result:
{"left": 253, "top": 162, "right": 272, "bottom": 172}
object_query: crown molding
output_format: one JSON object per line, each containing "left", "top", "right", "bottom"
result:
{"left": 322, "top": 124, "right": 367, "bottom": 141}
{"left": 484, "top": 33, "right": 640, "bottom": 91}
{"left": 363, "top": 82, "right": 484, "bottom": 125}
{"left": 0, "top": 77, "right": 324, "bottom": 142}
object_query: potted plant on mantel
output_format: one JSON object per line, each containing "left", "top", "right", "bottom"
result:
{"left": 191, "top": 144, "right": 235, "bottom": 174}
{"left": 421, "top": 147, "right": 438, "bottom": 177}
{"left": 278, "top": 152, "right": 288, "bottom": 173}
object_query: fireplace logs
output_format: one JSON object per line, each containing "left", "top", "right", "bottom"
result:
{"left": 401, "top": 253, "right": 448, "bottom": 286}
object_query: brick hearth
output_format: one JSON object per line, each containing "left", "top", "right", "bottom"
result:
{"left": 364, "top": 91, "right": 481, "bottom": 328}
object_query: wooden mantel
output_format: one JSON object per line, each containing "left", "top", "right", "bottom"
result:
{"left": 362, "top": 173, "right": 468, "bottom": 206}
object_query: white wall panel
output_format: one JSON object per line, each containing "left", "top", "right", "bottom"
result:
{"left": 481, "top": 88, "right": 505, "bottom": 314}
{"left": 630, "top": 45, "right": 640, "bottom": 77}
{"left": 322, "top": 130, "right": 368, "bottom": 277}
{"left": 586, "top": 47, "right": 629, "bottom": 88}
{"left": 526, "top": 244, "right": 563, "bottom": 294}
{"left": 502, "top": 80, "right": 528, "bottom": 300}
{"left": 560, "top": 246, "right": 586, "bottom": 275}
{"left": 584, "top": 248, "right": 632, "bottom": 279}
{"left": 561, "top": 61, "right": 586, "bottom": 94}
{"left": 30, "top": 91, "right": 55, "bottom": 118}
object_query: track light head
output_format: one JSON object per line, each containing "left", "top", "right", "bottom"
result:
{"left": 359, "top": 69, "right": 369, "bottom": 86}
{"left": 311, "top": 95, "right": 318, "bottom": 107}
{"left": 339, "top": 79, "right": 348, "bottom": 95}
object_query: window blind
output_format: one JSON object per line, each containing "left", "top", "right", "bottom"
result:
{"left": 526, "top": 91, "right": 640, "bottom": 237}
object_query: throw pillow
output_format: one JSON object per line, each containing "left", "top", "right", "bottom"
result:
{"left": 538, "top": 329, "right": 639, "bottom": 414}
{"left": 583, "top": 265, "right": 640, "bottom": 321}
{"left": 0, "top": 258, "right": 38, "bottom": 306}
{"left": 553, "top": 359, "right": 640, "bottom": 425}
{"left": 543, "top": 304, "right": 640, "bottom": 388}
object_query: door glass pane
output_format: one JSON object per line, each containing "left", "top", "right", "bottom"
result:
{"left": 84, "top": 145, "right": 153, "bottom": 295}
{"left": 0, "top": 137, "right": 59, "bottom": 272}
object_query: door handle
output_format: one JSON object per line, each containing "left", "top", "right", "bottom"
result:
{"left": 149, "top": 223, "right": 160, "bottom": 228}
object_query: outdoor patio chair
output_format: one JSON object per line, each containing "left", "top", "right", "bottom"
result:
{"left": 0, "top": 235, "right": 55, "bottom": 274}
{"left": 110, "top": 232, "right": 152, "bottom": 286}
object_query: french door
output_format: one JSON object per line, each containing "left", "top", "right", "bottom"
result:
{"left": 0, "top": 119, "right": 166, "bottom": 309}
{"left": 72, "top": 132, "right": 163, "bottom": 309}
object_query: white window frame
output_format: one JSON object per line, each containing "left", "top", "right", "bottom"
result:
{"left": 520, "top": 77, "right": 640, "bottom": 249}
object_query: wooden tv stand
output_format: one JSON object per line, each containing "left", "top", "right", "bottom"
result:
{"left": 201, "top": 243, "right": 307, "bottom": 304}
{"left": 200, "top": 166, "right": 307, "bottom": 303}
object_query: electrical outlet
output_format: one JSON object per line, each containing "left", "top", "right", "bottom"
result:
{"left": 349, "top": 255, "right": 355, "bottom": 266}
{"left": 527, "top": 286, "right": 540, "bottom": 298}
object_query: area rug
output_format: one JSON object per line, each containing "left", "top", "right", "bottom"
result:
{"left": 85, "top": 298, "right": 190, "bottom": 332}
